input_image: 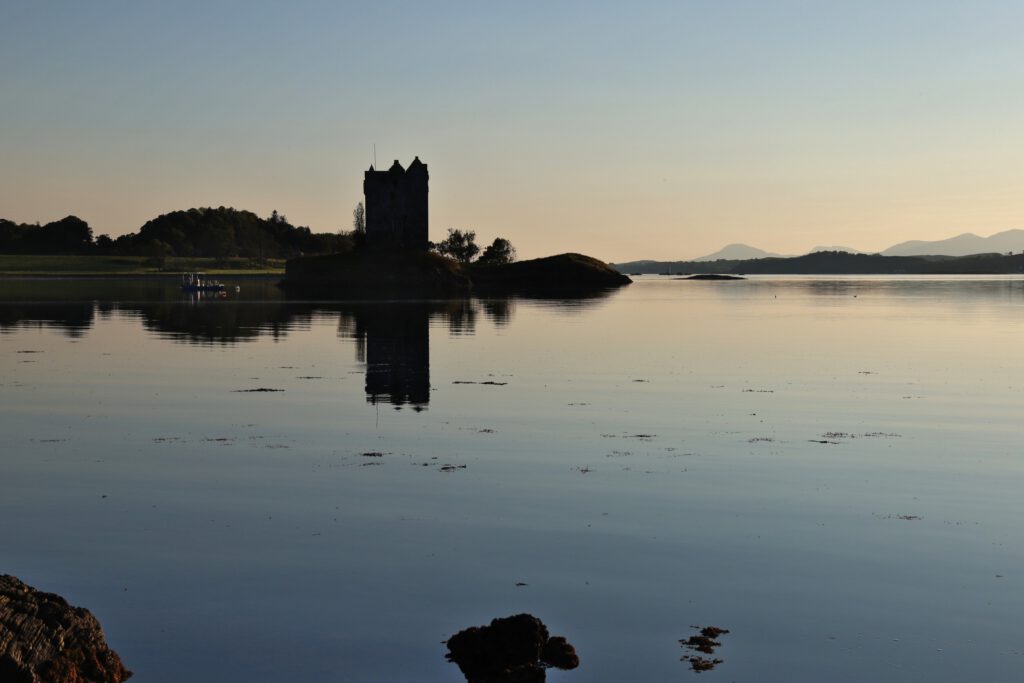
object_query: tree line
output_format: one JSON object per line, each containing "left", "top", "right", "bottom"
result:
{"left": 0, "top": 208, "right": 349, "bottom": 260}
{"left": 433, "top": 228, "right": 516, "bottom": 265}
{"left": 0, "top": 216, "right": 95, "bottom": 254}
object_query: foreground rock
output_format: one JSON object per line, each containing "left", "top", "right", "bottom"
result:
{"left": 446, "top": 613, "right": 579, "bottom": 682}
{"left": 0, "top": 575, "right": 131, "bottom": 683}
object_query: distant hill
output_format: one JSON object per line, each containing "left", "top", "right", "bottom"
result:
{"left": 692, "top": 243, "right": 786, "bottom": 261}
{"left": 881, "top": 230, "right": 1024, "bottom": 256}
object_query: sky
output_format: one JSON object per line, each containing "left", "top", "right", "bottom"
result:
{"left": 2, "top": 1, "right": 1024, "bottom": 261}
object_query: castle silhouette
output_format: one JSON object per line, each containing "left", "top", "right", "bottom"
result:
{"left": 363, "top": 157, "right": 428, "bottom": 249}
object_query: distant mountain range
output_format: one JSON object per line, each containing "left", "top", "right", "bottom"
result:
{"left": 880, "top": 230, "right": 1024, "bottom": 256}
{"left": 686, "top": 229, "right": 1024, "bottom": 262}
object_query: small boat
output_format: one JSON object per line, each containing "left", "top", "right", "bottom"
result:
{"left": 181, "top": 273, "right": 226, "bottom": 293}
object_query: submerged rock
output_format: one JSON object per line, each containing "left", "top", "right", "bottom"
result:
{"left": 679, "top": 625, "right": 730, "bottom": 674}
{"left": 677, "top": 273, "right": 745, "bottom": 280}
{"left": 0, "top": 575, "right": 131, "bottom": 683}
{"left": 446, "top": 613, "right": 579, "bottom": 682}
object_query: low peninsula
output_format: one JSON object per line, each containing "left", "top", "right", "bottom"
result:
{"left": 281, "top": 249, "right": 631, "bottom": 296}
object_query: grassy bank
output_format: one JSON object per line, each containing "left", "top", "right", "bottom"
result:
{"left": 0, "top": 255, "right": 286, "bottom": 276}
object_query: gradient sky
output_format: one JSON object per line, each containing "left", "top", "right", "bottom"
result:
{"left": 3, "top": 1, "right": 1023, "bottom": 261}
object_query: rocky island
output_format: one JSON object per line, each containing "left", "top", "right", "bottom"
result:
{"left": 283, "top": 158, "right": 630, "bottom": 296}
{"left": 281, "top": 249, "right": 631, "bottom": 296}
{"left": 677, "top": 273, "right": 745, "bottom": 280}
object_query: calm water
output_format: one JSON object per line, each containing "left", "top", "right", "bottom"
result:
{"left": 1, "top": 275, "right": 1022, "bottom": 682}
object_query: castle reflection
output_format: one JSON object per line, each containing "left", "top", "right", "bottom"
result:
{"left": 336, "top": 299, "right": 522, "bottom": 409}
{"left": 341, "top": 303, "right": 433, "bottom": 410}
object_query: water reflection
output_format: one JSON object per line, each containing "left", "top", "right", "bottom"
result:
{"left": 0, "top": 301, "right": 94, "bottom": 337}
{"left": 337, "top": 299, "right": 533, "bottom": 409}
{"left": 0, "top": 278, "right": 617, "bottom": 409}
{"left": 341, "top": 303, "right": 432, "bottom": 410}
{"left": 481, "top": 297, "right": 514, "bottom": 327}
{"left": 137, "top": 299, "right": 304, "bottom": 344}
{"left": 652, "top": 274, "right": 1024, "bottom": 305}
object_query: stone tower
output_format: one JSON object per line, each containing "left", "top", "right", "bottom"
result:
{"left": 363, "top": 157, "right": 429, "bottom": 249}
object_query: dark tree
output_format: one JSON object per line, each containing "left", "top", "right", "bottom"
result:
{"left": 435, "top": 228, "right": 479, "bottom": 264}
{"left": 94, "top": 234, "right": 115, "bottom": 253}
{"left": 477, "top": 237, "right": 516, "bottom": 265}
{"left": 0, "top": 219, "right": 22, "bottom": 252}
{"left": 353, "top": 202, "right": 366, "bottom": 236}
{"left": 45, "top": 216, "right": 93, "bottom": 253}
